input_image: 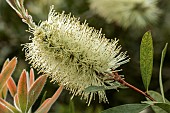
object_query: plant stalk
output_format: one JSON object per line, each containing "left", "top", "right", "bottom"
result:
{"left": 110, "top": 72, "right": 155, "bottom": 101}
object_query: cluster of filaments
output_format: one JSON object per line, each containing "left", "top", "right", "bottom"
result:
{"left": 89, "top": 0, "right": 161, "bottom": 28}
{"left": 23, "top": 6, "right": 129, "bottom": 105}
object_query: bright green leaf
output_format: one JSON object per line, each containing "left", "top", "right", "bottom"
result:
{"left": 140, "top": 31, "right": 153, "bottom": 92}
{"left": 148, "top": 91, "right": 169, "bottom": 103}
{"left": 159, "top": 43, "right": 168, "bottom": 103}
{"left": 155, "top": 103, "right": 170, "bottom": 113}
{"left": 146, "top": 91, "right": 170, "bottom": 113}
{"left": 101, "top": 104, "right": 150, "bottom": 113}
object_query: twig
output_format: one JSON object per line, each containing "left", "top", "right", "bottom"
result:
{"left": 109, "top": 72, "right": 155, "bottom": 101}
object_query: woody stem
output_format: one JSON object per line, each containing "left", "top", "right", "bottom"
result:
{"left": 110, "top": 72, "right": 155, "bottom": 101}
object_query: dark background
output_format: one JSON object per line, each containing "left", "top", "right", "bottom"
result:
{"left": 0, "top": 0, "right": 170, "bottom": 113}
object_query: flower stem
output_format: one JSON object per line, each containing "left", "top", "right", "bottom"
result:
{"left": 110, "top": 72, "right": 155, "bottom": 101}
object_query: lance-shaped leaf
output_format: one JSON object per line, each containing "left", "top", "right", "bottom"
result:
{"left": 27, "top": 75, "right": 47, "bottom": 111}
{"left": 146, "top": 91, "right": 169, "bottom": 113}
{"left": 0, "top": 102, "right": 13, "bottom": 113}
{"left": 0, "top": 98, "right": 20, "bottom": 113}
{"left": 69, "top": 100, "right": 75, "bottom": 113}
{"left": 40, "top": 91, "right": 47, "bottom": 105}
{"left": 0, "top": 57, "right": 17, "bottom": 90}
{"left": 7, "top": 77, "right": 17, "bottom": 97}
{"left": 101, "top": 104, "right": 150, "bottom": 113}
{"left": 0, "top": 84, "right": 8, "bottom": 99}
{"left": 14, "top": 94, "right": 20, "bottom": 110}
{"left": 159, "top": 43, "right": 168, "bottom": 103}
{"left": 154, "top": 103, "right": 170, "bottom": 113}
{"left": 0, "top": 59, "right": 10, "bottom": 99}
{"left": 17, "top": 70, "right": 28, "bottom": 112}
{"left": 36, "top": 99, "right": 51, "bottom": 113}
{"left": 1, "top": 59, "right": 9, "bottom": 72}
{"left": 84, "top": 85, "right": 119, "bottom": 93}
{"left": 29, "top": 68, "right": 35, "bottom": 87}
{"left": 140, "top": 31, "right": 153, "bottom": 92}
{"left": 35, "top": 85, "right": 64, "bottom": 113}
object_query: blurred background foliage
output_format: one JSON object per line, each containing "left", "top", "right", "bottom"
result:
{"left": 0, "top": 0, "right": 170, "bottom": 113}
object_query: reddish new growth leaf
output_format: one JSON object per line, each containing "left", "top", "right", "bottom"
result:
{"left": 29, "top": 68, "right": 35, "bottom": 88}
{"left": 0, "top": 98, "right": 20, "bottom": 113}
{"left": 7, "top": 77, "right": 17, "bottom": 97}
{"left": 0, "top": 102, "right": 13, "bottom": 113}
{"left": 17, "top": 70, "right": 28, "bottom": 112}
{"left": 0, "top": 57, "right": 17, "bottom": 89}
{"left": 35, "top": 85, "right": 64, "bottom": 113}
{"left": 27, "top": 74, "right": 47, "bottom": 111}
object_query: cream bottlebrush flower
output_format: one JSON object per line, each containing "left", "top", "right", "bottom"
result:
{"left": 89, "top": 0, "right": 162, "bottom": 28}
{"left": 23, "top": 6, "right": 129, "bottom": 105}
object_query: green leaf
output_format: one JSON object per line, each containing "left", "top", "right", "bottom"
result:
{"left": 148, "top": 91, "right": 169, "bottom": 103}
{"left": 101, "top": 104, "right": 150, "bottom": 113}
{"left": 69, "top": 100, "right": 75, "bottom": 113}
{"left": 140, "top": 31, "right": 153, "bottom": 92}
{"left": 17, "top": 70, "right": 28, "bottom": 112}
{"left": 146, "top": 91, "right": 169, "bottom": 113}
{"left": 84, "top": 85, "right": 120, "bottom": 93}
{"left": 40, "top": 91, "right": 47, "bottom": 105}
{"left": 159, "top": 43, "right": 168, "bottom": 103}
{"left": 155, "top": 103, "right": 170, "bottom": 113}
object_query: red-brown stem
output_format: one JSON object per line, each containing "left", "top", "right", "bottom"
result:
{"left": 110, "top": 72, "right": 155, "bottom": 101}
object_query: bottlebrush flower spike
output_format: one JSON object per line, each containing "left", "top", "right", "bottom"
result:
{"left": 89, "top": 0, "right": 162, "bottom": 29}
{"left": 22, "top": 5, "right": 130, "bottom": 105}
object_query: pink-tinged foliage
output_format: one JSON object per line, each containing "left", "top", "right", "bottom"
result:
{"left": 35, "top": 85, "right": 64, "bottom": 113}
{"left": 0, "top": 57, "right": 63, "bottom": 112}
{"left": 0, "top": 102, "right": 13, "bottom": 113}
{"left": 0, "top": 84, "right": 8, "bottom": 99}
{"left": 0, "top": 59, "right": 11, "bottom": 99}
{"left": 0, "top": 57, "right": 17, "bottom": 90}
{"left": 36, "top": 98, "right": 51, "bottom": 112}
{"left": 29, "top": 68, "right": 35, "bottom": 87}
{"left": 1, "top": 59, "right": 9, "bottom": 71}
{"left": 14, "top": 94, "right": 20, "bottom": 110}
{"left": 7, "top": 77, "right": 17, "bottom": 97}
{"left": 0, "top": 98, "right": 20, "bottom": 113}
{"left": 27, "top": 74, "right": 47, "bottom": 111}
{"left": 17, "top": 70, "right": 28, "bottom": 112}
